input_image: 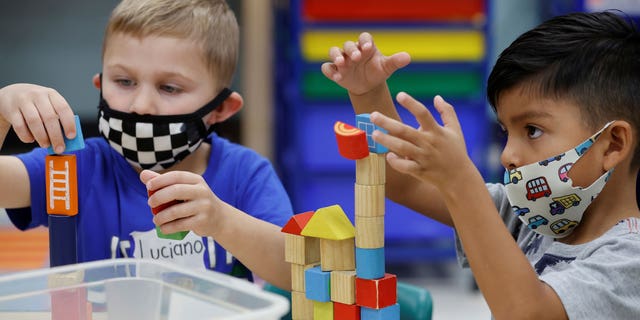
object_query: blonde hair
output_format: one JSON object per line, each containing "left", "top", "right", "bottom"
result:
{"left": 104, "top": 0, "right": 239, "bottom": 88}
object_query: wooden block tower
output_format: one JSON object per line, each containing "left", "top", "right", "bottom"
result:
{"left": 282, "top": 114, "right": 400, "bottom": 320}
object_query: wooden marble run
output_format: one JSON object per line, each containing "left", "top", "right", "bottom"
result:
{"left": 282, "top": 113, "right": 399, "bottom": 320}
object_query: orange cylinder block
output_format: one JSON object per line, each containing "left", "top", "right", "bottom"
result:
{"left": 334, "top": 121, "right": 369, "bottom": 160}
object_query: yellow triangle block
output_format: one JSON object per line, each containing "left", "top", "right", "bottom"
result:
{"left": 301, "top": 205, "right": 355, "bottom": 240}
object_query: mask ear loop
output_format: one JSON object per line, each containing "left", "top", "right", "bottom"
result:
{"left": 565, "top": 120, "right": 617, "bottom": 188}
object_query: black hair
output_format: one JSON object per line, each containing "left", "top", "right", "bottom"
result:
{"left": 487, "top": 11, "right": 640, "bottom": 168}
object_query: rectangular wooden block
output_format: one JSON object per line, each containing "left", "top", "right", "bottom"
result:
{"left": 355, "top": 274, "right": 397, "bottom": 309}
{"left": 330, "top": 270, "right": 356, "bottom": 304}
{"left": 320, "top": 238, "right": 355, "bottom": 271}
{"left": 355, "top": 215, "right": 385, "bottom": 248}
{"left": 354, "top": 184, "right": 385, "bottom": 217}
{"left": 314, "top": 301, "right": 334, "bottom": 320}
{"left": 292, "top": 290, "right": 314, "bottom": 320}
{"left": 285, "top": 233, "right": 321, "bottom": 265}
{"left": 334, "top": 301, "right": 360, "bottom": 320}
{"left": 355, "top": 153, "right": 386, "bottom": 185}
{"left": 45, "top": 155, "right": 78, "bottom": 216}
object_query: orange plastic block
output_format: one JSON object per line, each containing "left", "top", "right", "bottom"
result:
{"left": 147, "top": 189, "right": 181, "bottom": 215}
{"left": 355, "top": 273, "right": 397, "bottom": 309}
{"left": 334, "top": 302, "right": 360, "bottom": 320}
{"left": 334, "top": 121, "right": 369, "bottom": 160}
{"left": 281, "top": 211, "right": 315, "bottom": 235}
{"left": 45, "top": 155, "right": 78, "bottom": 216}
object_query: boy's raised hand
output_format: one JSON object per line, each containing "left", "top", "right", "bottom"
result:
{"left": 369, "top": 93, "right": 471, "bottom": 188}
{"left": 140, "top": 170, "right": 226, "bottom": 237}
{"left": 321, "top": 32, "right": 411, "bottom": 96}
{"left": 0, "top": 84, "right": 76, "bottom": 154}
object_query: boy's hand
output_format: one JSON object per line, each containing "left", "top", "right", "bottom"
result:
{"left": 321, "top": 32, "right": 411, "bottom": 96}
{"left": 140, "top": 170, "right": 225, "bottom": 237}
{"left": 0, "top": 84, "right": 76, "bottom": 153}
{"left": 369, "top": 93, "right": 471, "bottom": 188}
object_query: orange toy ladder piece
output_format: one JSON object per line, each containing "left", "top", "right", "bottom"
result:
{"left": 45, "top": 155, "right": 78, "bottom": 216}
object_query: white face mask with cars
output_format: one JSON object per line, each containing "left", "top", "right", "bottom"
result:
{"left": 503, "top": 122, "right": 615, "bottom": 238}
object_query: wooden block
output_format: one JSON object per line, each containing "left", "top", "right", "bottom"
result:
{"left": 48, "top": 270, "right": 89, "bottom": 320}
{"left": 334, "top": 301, "right": 361, "bottom": 320}
{"left": 354, "top": 184, "right": 385, "bottom": 217}
{"left": 285, "top": 233, "right": 321, "bottom": 265}
{"left": 301, "top": 205, "right": 355, "bottom": 241}
{"left": 292, "top": 263, "right": 317, "bottom": 292}
{"left": 355, "top": 247, "right": 385, "bottom": 280}
{"left": 355, "top": 154, "right": 386, "bottom": 185}
{"left": 292, "top": 290, "right": 314, "bottom": 320}
{"left": 45, "top": 155, "right": 78, "bottom": 216}
{"left": 48, "top": 215, "right": 78, "bottom": 266}
{"left": 356, "top": 113, "right": 388, "bottom": 153}
{"left": 361, "top": 303, "right": 400, "bottom": 320}
{"left": 334, "top": 121, "right": 369, "bottom": 160}
{"left": 355, "top": 274, "right": 397, "bottom": 309}
{"left": 47, "top": 115, "right": 85, "bottom": 154}
{"left": 282, "top": 211, "right": 315, "bottom": 235}
{"left": 355, "top": 216, "right": 384, "bottom": 248}
{"left": 330, "top": 270, "right": 356, "bottom": 304}
{"left": 320, "top": 238, "right": 355, "bottom": 271}
{"left": 314, "top": 301, "right": 334, "bottom": 320}
{"left": 305, "top": 266, "right": 331, "bottom": 302}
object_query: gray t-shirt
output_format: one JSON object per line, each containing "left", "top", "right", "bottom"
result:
{"left": 455, "top": 183, "right": 640, "bottom": 319}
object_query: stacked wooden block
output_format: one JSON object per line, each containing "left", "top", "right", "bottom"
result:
{"left": 281, "top": 114, "right": 399, "bottom": 319}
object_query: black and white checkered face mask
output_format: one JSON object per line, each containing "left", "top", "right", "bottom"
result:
{"left": 98, "top": 88, "right": 232, "bottom": 171}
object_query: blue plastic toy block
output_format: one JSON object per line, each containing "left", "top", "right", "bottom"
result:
{"left": 47, "top": 115, "right": 85, "bottom": 154}
{"left": 48, "top": 215, "right": 78, "bottom": 266}
{"left": 361, "top": 303, "right": 400, "bottom": 320}
{"left": 356, "top": 113, "right": 388, "bottom": 153}
{"left": 356, "top": 247, "right": 385, "bottom": 279}
{"left": 305, "top": 266, "right": 331, "bottom": 302}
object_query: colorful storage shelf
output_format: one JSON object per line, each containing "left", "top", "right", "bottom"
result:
{"left": 275, "top": 0, "right": 492, "bottom": 263}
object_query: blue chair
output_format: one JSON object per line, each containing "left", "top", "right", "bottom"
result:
{"left": 263, "top": 281, "right": 433, "bottom": 320}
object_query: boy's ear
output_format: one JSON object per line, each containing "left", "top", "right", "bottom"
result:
{"left": 205, "top": 92, "right": 243, "bottom": 125}
{"left": 92, "top": 73, "right": 101, "bottom": 89}
{"left": 602, "top": 120, "right": 633, "bottom": 171}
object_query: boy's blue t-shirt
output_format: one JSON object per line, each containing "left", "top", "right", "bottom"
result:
{"left": 7, "top": 134, "right": 293, "bottom": 274}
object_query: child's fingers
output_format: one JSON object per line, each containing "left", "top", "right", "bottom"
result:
{"left": 140, "top": 169, "right": 160, "bottom": 184}
{"left": 342, "top": 40, "right": 361, "bottom": 61}
{"left": 21, "top": 101, "right": 50, "bottom": 148}
{"left": 385, "top": 152, "right": 420, "bottom": 175}
{"left": 328, "top": 46, "right": 345, "bottom": 66}
{"left": 320, "top": 62, "right": 341, "bottom": 82}
{"left": 357, "top": 32, "right": 374, "bottom": 54}
{"left": 395, "top": 92, "right": 439, "bottom": 132}
{"left": 49, "top": 92, "right": 76, "bottom": 139}
{"left": 386, "top": 52, "right": 411, "bottom": 72}
{"left": 433, "top": 95, "right": 462, "bottom": 133}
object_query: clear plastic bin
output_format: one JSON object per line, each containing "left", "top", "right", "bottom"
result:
{"left": 0, "top": 258, "right": 289, "bottom": 320}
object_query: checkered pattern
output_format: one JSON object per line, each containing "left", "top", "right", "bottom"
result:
{"left": 99, "top": 110, "right": 206, "bottom": 171}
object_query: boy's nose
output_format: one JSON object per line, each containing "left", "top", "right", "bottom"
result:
{"left": 128, "top": 86, "right": 156, "bottom": 115}
{"left": 500, "top": 141, "right": 521, "bottom": 170}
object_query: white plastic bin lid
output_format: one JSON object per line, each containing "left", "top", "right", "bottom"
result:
{"left": 0, "top": 258, "right": 289, "bottom": 320}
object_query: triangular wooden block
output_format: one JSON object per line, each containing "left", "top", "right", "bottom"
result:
{"left": 301, "top": 205, "right": 355, "bottom": 240}
{"left": 281, "top": 211, "right": 315, "bottom": 235}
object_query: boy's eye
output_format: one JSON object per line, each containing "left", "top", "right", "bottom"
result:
{"left": 160, "top": 85, "right": 180, "bottom": 94}
{"left": 526, "top": 125, "right": 543, "bottom": 139}
{"left": 115, "top": 79, "right": 134, "bottom": 87}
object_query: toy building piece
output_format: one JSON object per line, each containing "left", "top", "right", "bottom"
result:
{"left": 354, "top": 184, "right": 385, "bottom": 218}
{"left": 355, "top": 273, "right": 398, "bottom": 309}
{"left": 356, "top": 113, "right": 388, "bottom": 154}
{"left": 147, "top": 189, "right": 188, "bottom": 240}
{"left": 301, "top": 204, "right": 355, "bottom": 240}
{"left": 292, "top": 263, "right": 318, "bottom": 292}
{"left": 334, "top": 121, "right": 369, "bottom": 160}
{"left": 320, "top": 238, "right": 355, "bottom": 271}
{"left": 355, "top": 215, "right": 385, "bottom": 248}
{"left": 355, "top": 247, "right": 385, "bottom": 280}
{"left": 47, "top": 115, "right": 85, "bottom": 154}
{"left": 48, "top": 270, "right": 91, "bottom": 320}
{"left": 313, "top": 301, "right": 334, "bottom": 320}
{"left": 281, "top": 211, "right": 315, "bottom": 235}
{"left": 334, "top": 301, "right": 361, "bottom": 320}
{"left": 292, "top": 290, "right": 314, "bottom": 320}
{"left": 355, "top": 153, "right": 386, "bottom": 185}
{"left": 305, "top": 266, "right": 331, "bottom": 302}
{"left": 361, "top": 303, "right": 400, "bottom": 320}
{"left": 285, "top": 233, "right": 321, "bottom": 265}
{"left": 330, "top": 270, "right": 356, "bottom": 304}
{"left": 46, "top": 155, "right": 78, "bottom": 216}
